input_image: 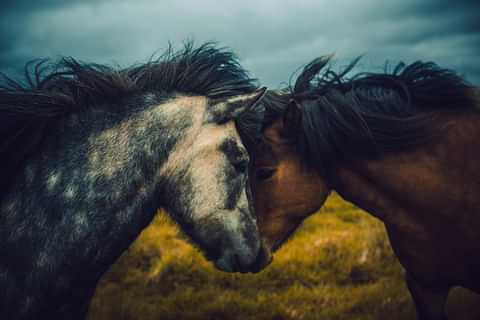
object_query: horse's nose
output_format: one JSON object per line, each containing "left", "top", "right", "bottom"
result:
{"left": 214, "top": 249, "right": 254, "bottom": 273}
{"left": 215, "top": 243, "right": 272, "bottom": 273}
{"left": 248, "top": 243, "right": 273, "bottom": 273}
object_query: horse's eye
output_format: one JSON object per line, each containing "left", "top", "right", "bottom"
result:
{"left": 232, "top": 158, "right": 249, "bottom": 173}
{"left": 256, "top": 167, "right": 276, "bottom": 181}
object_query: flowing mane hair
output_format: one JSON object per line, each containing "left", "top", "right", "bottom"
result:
{"left": 0, "top": 42, "right": 260, "bottom": 196}
{"left": 262, "top": 55, "right": 479, "bottom": 176}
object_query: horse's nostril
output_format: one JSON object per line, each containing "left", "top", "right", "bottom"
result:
{"left": 231, "top": 245, "right": 272, "bottom": 273}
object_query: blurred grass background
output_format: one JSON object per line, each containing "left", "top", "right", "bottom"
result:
{"left": 87, "top": 194, "right": 480, "bottom": 320}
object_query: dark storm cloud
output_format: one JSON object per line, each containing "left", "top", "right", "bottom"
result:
{"left": 0, "top": 0, "right": 479, "bottom": 86}
{"left": 1, "top": 0, "right": 69, "bottom": 14}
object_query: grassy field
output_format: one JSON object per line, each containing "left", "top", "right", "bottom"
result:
{"left": 87, "top": 194, "right": 480, "bottom": 320}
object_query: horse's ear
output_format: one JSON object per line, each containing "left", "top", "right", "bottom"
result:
{"left": 282, "top": 100, "right": 302, "bottom": 137}
{"left": 207, "top": 87, "right": 267, "bottom": 123}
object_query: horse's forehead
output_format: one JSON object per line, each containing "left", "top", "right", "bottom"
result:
{"left": 164, "top": 95, "right": 208, "bottom": 122}
{"left": 254, "top": 146, "right": 277, "bottom": 166}
{"left": 167, "top": 96, "right": 243, "bottom": 139}
{"left": 159, "top": 111, "right": 241, "bottom": 180}
{"left": 197, "top": 121, "right": 240, "bottom": 146}
{"left": 254, "top": 136, "right": 293, "bottom": 166}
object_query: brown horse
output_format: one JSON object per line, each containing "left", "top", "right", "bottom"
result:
{"left": 252, "top": 56, "right": 480, "bottom": 320}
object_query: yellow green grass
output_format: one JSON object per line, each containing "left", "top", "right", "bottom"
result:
{"left": 88, "top": 194, "right": 480, "bottom": 320}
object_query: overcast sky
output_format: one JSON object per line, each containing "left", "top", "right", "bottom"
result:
{"left": 1, "top": 0, "right": 479, "bottom": 87}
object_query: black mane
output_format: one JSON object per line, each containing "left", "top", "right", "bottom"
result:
{"left": 263, "top": 55, "right": 478, "bottom": 176}
{"left": 0, "top": 42, "right": 257, "bottom": 116}
{"left": 0, "top": 42, "right": 259, "bottom": 196}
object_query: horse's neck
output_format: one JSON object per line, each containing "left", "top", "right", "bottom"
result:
{"left": 0, "top": 97, "right": 193, "bottom": 313}
{"left": 332, "top": 111, "right": 480, "bottom": 225}
{"left": 4, "top": 101, "right": 187, "bottom": 248}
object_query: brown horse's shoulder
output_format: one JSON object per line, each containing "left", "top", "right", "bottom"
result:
{"left": 343, "top": 112, "right": 480, "bottom": 216}
{"left": 334, "top": 113, "right": 480, "bottom": 289}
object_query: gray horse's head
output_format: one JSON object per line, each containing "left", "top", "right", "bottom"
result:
{"left": 160, "top": 88, "right": 270, "bottom": 272}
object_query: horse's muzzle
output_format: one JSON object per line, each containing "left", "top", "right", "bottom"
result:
{"left": 214, "top": 242, "right": 272, "bottom": 273}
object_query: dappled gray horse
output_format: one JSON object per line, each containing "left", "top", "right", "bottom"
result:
{"left": 0, "top": 43, "right": 269, "bottom": 320}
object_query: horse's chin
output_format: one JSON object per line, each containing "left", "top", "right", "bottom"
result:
{"left": 213, "top": 258, "right": 234, "bottom": 273}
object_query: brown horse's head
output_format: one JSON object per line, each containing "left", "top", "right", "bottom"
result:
{"left": 251, "top": 100, "right": 331, "bottom": 253}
